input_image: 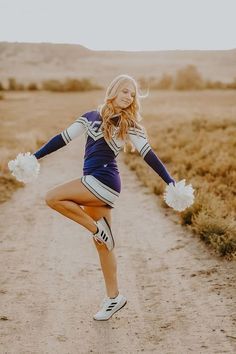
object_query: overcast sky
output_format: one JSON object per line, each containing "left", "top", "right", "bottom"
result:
{"left": 0, "top": 0, "right": 235, "bottom": 51}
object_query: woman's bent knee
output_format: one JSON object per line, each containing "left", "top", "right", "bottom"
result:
{"left": 45, "top": 191, "right": 59, "bottom": 208}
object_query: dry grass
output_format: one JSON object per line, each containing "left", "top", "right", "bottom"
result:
{"left": 8, "top": 77, "right": 25, "bottom": 90}
{"left": 124, "top": 115, "right": 236, "bottom": 259}
{"left": 27, "top": 82, "right": 38, "bottom": 91}
{"left": 0, "top": 175, "right": 24, "bottom": 203}
{"left": 174, "top": 65, "right": 204, "bottom": 90}
{"left": 2, "top": 67, "right": 236, "bottom": 93}
{"left": 0, "top": 77, "right": 102, "bottom": 91}
{"left": 139, "top": 65, "right": 236, "bottom": 90}
{"left": 41, "top": 78, "right": 102, "bottom": 92}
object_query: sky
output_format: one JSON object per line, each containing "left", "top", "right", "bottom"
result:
{"left": 0, "top": 0, "right": 235, "bottom": 51}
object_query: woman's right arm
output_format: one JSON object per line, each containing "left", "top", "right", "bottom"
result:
{"left": 33, "top": 116, "right": 89, "bottom": 160}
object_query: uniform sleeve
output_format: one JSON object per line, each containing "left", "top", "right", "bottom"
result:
{"left": 33, "top": 115, "right": 88, "bottom": 160}
{"left": 127, "top": 126, "right": 176, "bottom": 185}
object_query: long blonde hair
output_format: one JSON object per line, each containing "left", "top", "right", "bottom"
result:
{"left": 97, "top": 74, "right": 148, "bottom": 152}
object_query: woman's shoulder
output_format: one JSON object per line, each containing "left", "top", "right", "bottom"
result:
{"left": 81, "top": 109, "right": 100, "bottom": 121}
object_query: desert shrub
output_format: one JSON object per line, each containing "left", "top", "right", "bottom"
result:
{"left": 27, "top": 82, "right": 38, "bottom": 90}
{"left": 64, "top": 78, "right": 102, "bottom": 91}
{"left": 141, "top": 69, "right": 236, "bottom": 91}
{"left": 138, "top": 75, "right": 173, "bottom": 90}
{"left": 205, "top": 80, "right": 227, "bottom": 89}
{"left": 174, "top": 65, "right": 205, "bottom": 90}
{"left": 226, "top": 78, "right": 236, "bottom": 89}
{"left": 8, "top": 77, "right": 25, "bottom": 91}
{"left": 0, "top": 174, "right": 24, "bottom": 203}
{"left": 42, "top": 78, "right": 102, "bottom": 92}
{"left": 157, "top": 73, "right": 173, "bottom": 89}
{"left": 123, "top": 115, "right": 236, "bottom": 259}
{"left": 191, "top": 209, "right": 236, "bottom": 257}
{"left": 41, "top": 79, "right": 63, "bottom": 91}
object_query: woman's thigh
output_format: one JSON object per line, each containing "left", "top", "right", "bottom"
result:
{"left": 45, "top": 177, "right": 110, "bottom": 207}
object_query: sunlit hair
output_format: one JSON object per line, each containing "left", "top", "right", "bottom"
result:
{"left": 97, "top": 74, "right": 149, "bottom": 152}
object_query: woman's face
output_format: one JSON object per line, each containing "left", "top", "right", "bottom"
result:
{"left": 112, "top": 82, "right": 136, "bottom": 112}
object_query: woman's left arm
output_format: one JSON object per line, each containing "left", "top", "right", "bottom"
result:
{"left": 127, "top": 126, "right": 176, "bottom": 185}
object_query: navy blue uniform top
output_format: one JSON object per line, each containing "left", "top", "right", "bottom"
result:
{"left": 33, "top": 110, "right": 175, "bottom": 192}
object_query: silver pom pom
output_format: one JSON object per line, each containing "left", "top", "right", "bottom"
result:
{"left": 163, "top": 179, "right": 195, "bottom": 212}
{"left": 8, "top": 152, "right": 40, "bottom": 183}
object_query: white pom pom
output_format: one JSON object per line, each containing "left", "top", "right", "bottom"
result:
{"left": 163, "top": 179, "right": 195, "bottom": 212}
{"left": 8, "top": 152, "right": 40, "bottom": 183}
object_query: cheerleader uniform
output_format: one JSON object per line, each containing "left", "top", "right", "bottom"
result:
{"left": 33, "top": 110, "right": 175, "bottom": 208}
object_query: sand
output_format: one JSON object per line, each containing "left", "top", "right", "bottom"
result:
{"left": 0, "top": 137, "right": 235, "bottom": 354}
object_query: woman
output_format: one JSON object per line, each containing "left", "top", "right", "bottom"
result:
{"left": 32, "top": 74, "right": 176, "bottom": 321}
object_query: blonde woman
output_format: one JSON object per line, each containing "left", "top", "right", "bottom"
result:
{"left": 32, "top": 74, "right": 176, "bottom": 321}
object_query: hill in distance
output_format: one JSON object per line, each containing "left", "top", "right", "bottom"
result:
{"left": 0, "top": 41, "right": 236, "bottom": 86}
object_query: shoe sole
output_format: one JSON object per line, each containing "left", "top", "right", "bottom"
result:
{"left": 102, "top": 216, "right": 115, "bottom": 250}
{"left": 93, "top": 299, "right": 127, "bottom": 321}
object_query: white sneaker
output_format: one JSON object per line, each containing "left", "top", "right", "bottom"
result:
{"left": 93, "top": 293, "right": 127, "bottom": 321}
{"left": 93, "top": 217, "right": 115, "bottom": 251}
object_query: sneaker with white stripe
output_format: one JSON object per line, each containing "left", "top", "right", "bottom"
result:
{"left": 93, "top": 216, "right": 115, "bottom": 251}
{"left": 93, "top": 293, "right": 127, "bottom": 321}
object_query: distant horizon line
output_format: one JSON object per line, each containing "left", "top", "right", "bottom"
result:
{"left": 0, "top": 40, "right": 235, "bottom": 52}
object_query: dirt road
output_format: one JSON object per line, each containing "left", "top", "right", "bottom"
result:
{"left": 0, "top": 139, "right": 235, "bottom": 354}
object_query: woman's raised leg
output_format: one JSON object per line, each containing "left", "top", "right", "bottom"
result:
{"left": 45, "top": 177, "right": 109, "bottom": 234}
{"left": 45, "top": 177, "right": 119, "bottom": 298}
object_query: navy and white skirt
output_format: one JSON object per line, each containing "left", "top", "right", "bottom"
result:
{"left": 80, "top": 173, "right": 121, "bottom": 208}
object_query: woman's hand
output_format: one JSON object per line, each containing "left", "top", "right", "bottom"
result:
{"left": 8, "top": 152, "right": 40, "bottom": 183}
{"left": 163, "top": 179, "right": 195, "bottom": 212}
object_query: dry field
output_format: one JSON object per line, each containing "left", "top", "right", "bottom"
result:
{"left": 1, "top": 89, "right": 236, "bottom": 259}
{"left": 1, "top": 89, "right": 236, "bottom": 353}
{"left": 126, "top": 89, "right": 236, "bottom": 259}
